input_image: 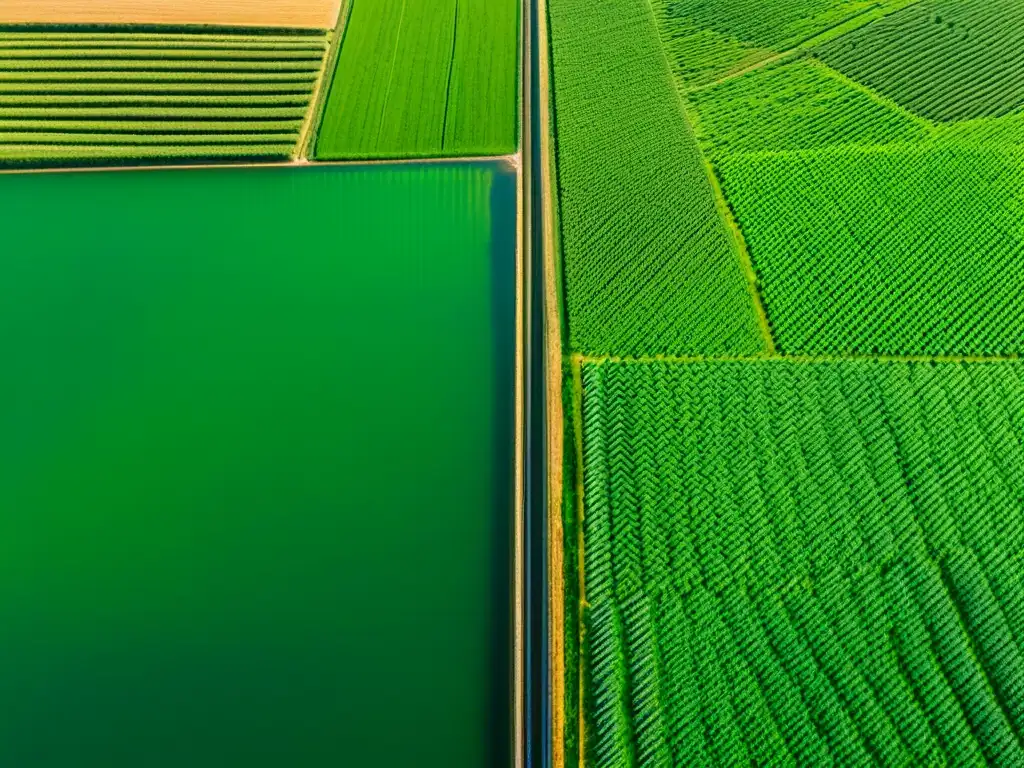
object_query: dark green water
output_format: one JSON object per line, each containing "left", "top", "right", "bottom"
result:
{"left": 0, "top": 162, "right": 515, "bottom": 766}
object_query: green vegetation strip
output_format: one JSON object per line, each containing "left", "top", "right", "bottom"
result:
{"left": 0, "top": 29, "right": 328, "bottom": 166}
{"left": 549, "top": 0, "right": 764, "bottom": 358}
{"left": 314, "top": 0, "right": 517, "bottom": 160}
{"left": 579, "top": 357, "right": 1024, "bottom": 767}
{"left": 817, "top": 0, "right": 1024, "bottom": 122}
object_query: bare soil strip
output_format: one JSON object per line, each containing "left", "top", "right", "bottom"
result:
{"left": 0, "top": 0, "right": 341, "bottom": 29}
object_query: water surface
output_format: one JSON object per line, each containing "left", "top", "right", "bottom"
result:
{"left": 0, "top": 161, "right": 515, "bottom": 767}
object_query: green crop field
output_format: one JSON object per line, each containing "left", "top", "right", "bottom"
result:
{"left": 0, "top": 29, "right": 329, "bottom": 166}
{"left": 690, "top": 59, "right": 928, "bottom": 156}
{"left": 718, "top": 144, "right": 1024, "bottom": 356}
{"left": 817, "top": 0, "right": 1024, "bottom": 122}
{"left": 547, "top": 0, "right": 1024, "bottom": 763}
{"left": 579, "top": 359, "right": 1024, "bottom": 766}
{"left": 648, "top": 0, "right": 907, "bottom": 89}
{"left": 548, "top": 0, "right": 765, "bottom": 358}
{"left": 313, "top": 0, "right": 518, "bottom": 160}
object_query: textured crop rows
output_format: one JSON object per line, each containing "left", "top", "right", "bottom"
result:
{"left": 314, "top": 0, "right": 517, "bottom": 160}
{"left": 690, "top": 59, "right": 928, "bottom": 156}
{"left": 579, "top": 358, "right": 1024, "bottom": 766}
{"left": 649, "top": 0, "right": 886, "bottom": 89}
{"left": 548, "top": 0, "right": 764, "bottom": 358}
{"left": 817, "top": 0, "right": 1024, "bottom": 122}
{"left": 718, "top": 144, "right": 1024, "bottom": 356}
{"left": 0, "top": 30, "right": 328, "bottom": 165}
{"left": 553, "top": 0, "right": 1024, "bottom": 764}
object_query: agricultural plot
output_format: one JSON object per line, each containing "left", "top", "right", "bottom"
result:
{"left": 690, "top": 59, "right": 928, "bottom": 157}
{"left": 548, "top": 0, "right": 765, "bottom": 358}
{"left": 718, "top": 144, "right": 1024, "bottom": 356}
{"left": 547, "top": 0, "right": 1024, "bottom": 763}
{"left": 648, "top": 0, "right": 904, "bottom": 89}
{"left": 578, "top": 358, "right": 1024, "bottom": 767}
{"left": 0, "top": 30, "right": 329, "bottom": 166}
{"left": 817, "top": 0, "right": 1024, "bottom": 122}
{"left": 313, "top": 0, "right": 517, "bottom": 160}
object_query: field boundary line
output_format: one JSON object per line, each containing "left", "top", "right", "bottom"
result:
{"left": 297, "top": 0, "right": 350, "bottom": 161}
{"left": 686, "top": 0, "right": 927, "bottom": 94}
{"left": 536, "top": 0, "right": 567, "bottom": 761}
{"left": 514, "top": 0, "right": 529, "bottom": 761}
{"left": 676, "top": 95, "right": 777, "bottom": 353}
{"left": 809, "top": 57, "right": 935, "bottom": 133}
{"left": 649, "top": 0, "right": 776, "bottom": 353}
{"left": 574, "top": 352, "right": 1023, "bottom": 365}
{"left": 0, "top": 153, "right": 517, "bottom": 176}
{"left": 644, "top": 0, "right": 777, "bottom": 353}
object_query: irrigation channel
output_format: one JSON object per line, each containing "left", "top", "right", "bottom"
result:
{"left": 0, "top": 161, "right": 517, "bottom": 766}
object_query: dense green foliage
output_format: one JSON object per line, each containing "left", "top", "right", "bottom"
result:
{"left": 817, "top": 0, "right": 1024, "bottom": 122}
{"left": 691, "top": 59, "right": 927, "bottom": 156}
{"left": 580, "top": 358, "right": 1024, "bottom": 766}
{"left": 649, "top": 0, "right": 883, "bottom": 88}
{"left": 0, "top": 30, "right": 326, "bottom": 165}
{"left": 314, "top": 0, "right": 517, "bottom": 160}
{"left": 936, "top": 108, "right": 1024, "bottom": 147}
{"left": 718, "top": 144, "right": 1024, "bottom": 356}
{"left": 552, "top": 0, "right": 1024, "bottom": 763}
{"left": 549, "top": 0, "right": 764, "bottom": 358}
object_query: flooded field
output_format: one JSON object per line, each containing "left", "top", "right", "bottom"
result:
{"left": 0, "top": 161, "right": 515, "bottom": 767}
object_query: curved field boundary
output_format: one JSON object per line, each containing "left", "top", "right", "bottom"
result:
{"left": 0, "top": 0, "right": 341, "bottom": 29}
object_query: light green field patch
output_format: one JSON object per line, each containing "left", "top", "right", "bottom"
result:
{"left": 691, "top": 58, "right": 929, "bottom": 156}
{"left": 649, "top": 0, "right": 880, "bottom": 88}
{"left": 718, "top": 143, "right": 1024, "bottom": 356}
{"left": 935, "top": 107, "right": 1024, "bottom": 148}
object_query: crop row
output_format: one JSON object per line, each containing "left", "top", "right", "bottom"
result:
{"left": 717, "top": 143, "right": 1024, "bottom": 356}
{"left": 690, "top": 59, "right": 929, "bottom": 157}
{"left": 548, "top": 0, "right": 763, "bottom": 357}
{"left": 0, "top": 30, "right": 328, "bottom": 165}
{"left": 648, "top": 0, "right": 885, "bottom": 89}
{"left": 817, "top": 0, "right": 1024, "bottom": 122}
{"left": 580, "top": 357, "right": 1024, "bottom": 766}
{"left": 313, "top": 0, "right": 517, "bottom": 160}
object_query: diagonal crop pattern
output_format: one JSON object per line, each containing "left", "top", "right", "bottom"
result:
{"left": 579, "top": 357, "right": 1024, "bottom": 766}
{"left": 548, "top": 0, "right": 766, "bottom": 358}
{"left": 690, "top": 58, "right": 929, "bottom": 157}
{"left": 0, "top": 29, "right": 328, "bottom": 166}
{"left": 649, "top": 0, "right": 892, "bottom": 90}
{"left": 816, "top": 0, "right": 1024, "bottom": 123}
{"left": 313, "top": 0, "right": 517, "bottom": 160}
{"left": 717, "top": 143, "right": 1024, "bottom": 357}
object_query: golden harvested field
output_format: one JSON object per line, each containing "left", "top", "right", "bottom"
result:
{"left": 0, "top": 0, "right": 341, "bottom": 28}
